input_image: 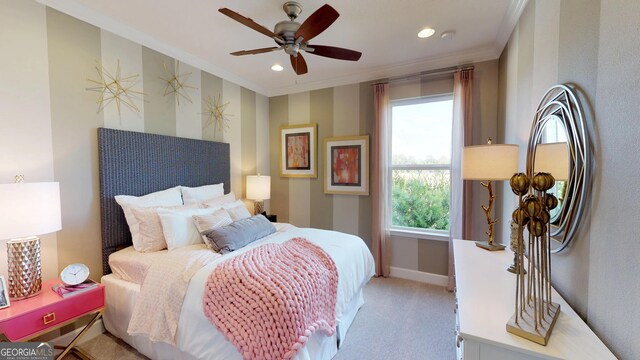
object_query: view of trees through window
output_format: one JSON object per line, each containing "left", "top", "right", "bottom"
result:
{"left": 391, "top": 96, "right": 453, "bottom": 232}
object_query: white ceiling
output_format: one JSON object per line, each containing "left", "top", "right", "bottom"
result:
{"left": 38, "top": 0, "right": 527, "bottom": 97}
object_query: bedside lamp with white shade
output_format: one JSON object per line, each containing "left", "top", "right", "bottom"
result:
{"left": 246, "top": 175, "right": 271, "bottom": 215}
{"left": 462, "top": 140, "right": 519, "bottom": 251}
{"left": 0, "top": 180, "right": 61, "bottom": 300}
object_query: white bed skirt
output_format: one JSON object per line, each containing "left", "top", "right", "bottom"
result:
{"left": 102, "top": 274, "right": 365, "bottom": 360}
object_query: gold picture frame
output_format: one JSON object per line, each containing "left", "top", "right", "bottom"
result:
{"left": 280, "top": 123, "right": 317, "bottom": 178}
{"left": 323, "top": 135, "right": 369, "bottom": 195}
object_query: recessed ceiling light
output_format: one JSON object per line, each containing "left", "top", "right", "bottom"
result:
{"left": 271, "top": 64, "right": 284, "bottom": 72}
{"left": 418, "top": 27, "right": 436, "bottom": 39}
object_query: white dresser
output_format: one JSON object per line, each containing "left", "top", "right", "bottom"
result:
{"left": 453, "top": 239, "right": 616, "bottom": 360}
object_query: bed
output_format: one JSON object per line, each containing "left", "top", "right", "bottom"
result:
{"left": 97, "top": 128, "right": 375, "bottom": 360}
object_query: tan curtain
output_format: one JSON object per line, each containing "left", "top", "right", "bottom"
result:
{"left": 448, "top": 69, "right": 474, "bottom": 290}
{"left": 372, "top": 83, "right": 391, "bottom": 277}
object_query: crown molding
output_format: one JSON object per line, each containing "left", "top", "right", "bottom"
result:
{"left": 266, "top": 46, "right": 501, "bottom": 97}
{"left": 493, "top": 0, "right": 528, "bottom": 55}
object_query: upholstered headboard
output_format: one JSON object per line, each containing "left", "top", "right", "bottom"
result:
{"left": 98, "top": 128, "right": 230, "bottom": 274}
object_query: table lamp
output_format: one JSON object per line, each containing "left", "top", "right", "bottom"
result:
{"left": 0, "top": 180, "right": 61, "bottom": 300}
{"left": 462, "top": 140, "right": 519, "bottom": 251}
{"left": 246, "top": 175, "right": 271, "bottom": 215}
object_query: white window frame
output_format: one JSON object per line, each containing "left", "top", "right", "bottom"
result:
{"left": 389, "top": 93, "right": 454, "bottom": 240}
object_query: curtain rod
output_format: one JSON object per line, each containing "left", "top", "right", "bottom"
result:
{"left": 371, "top": 65, "right": 474, "bottom": 85}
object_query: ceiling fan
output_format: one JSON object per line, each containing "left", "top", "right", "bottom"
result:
{"left": 218, "top": 1, "right": 362, "bottom": 75}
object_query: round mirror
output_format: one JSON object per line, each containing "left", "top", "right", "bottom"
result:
{"left": 526, "top": 84, "right": 592, "bottom": 253}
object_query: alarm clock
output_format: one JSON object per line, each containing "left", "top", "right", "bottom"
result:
{"left": 60, "top": 263, "right": 90, "bottom": 286}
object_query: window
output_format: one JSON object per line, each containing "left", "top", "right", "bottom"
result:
{"left": 390, "top": 95, "right": 453, "bottom": 234}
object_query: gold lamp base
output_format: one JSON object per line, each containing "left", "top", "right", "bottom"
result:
{"left": 253, "top": 200, "right": 265, "bottom": 215}
{"left": 506, "top": 301, "right": 560, "bottom": 346}
{"left": 475, "top": 240, "right": 506, "bottom": 251}
{"left": 7, "top": 236, "right": 42, "bottom": 300}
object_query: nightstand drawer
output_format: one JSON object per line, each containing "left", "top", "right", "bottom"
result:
{"left": 0, "top": 284, "right": 104, "bottom": 341}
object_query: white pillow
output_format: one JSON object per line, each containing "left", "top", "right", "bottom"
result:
{"left": 114, "top": 186, "right": 183, "bottom": 251}
{"left": 201, "top": 192, "right": 236, "bottom": 209}
{"left": 131, "top": 204, "right": 199, "bottom": 252}
{"left": 192, "top": 209, "right": 234, "bottom": 247}
{"left": 223, "top": 200, "right": 252, "bottom": 221}
{"left": 181, "top": 183, "right": 224, "bottom": 205}
{"left": 158, "top": 207, "right": 222, "bottom": 251}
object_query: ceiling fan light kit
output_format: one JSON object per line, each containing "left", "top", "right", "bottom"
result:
{"left": 219, "top": 1, "right": 362, "bottom": 75}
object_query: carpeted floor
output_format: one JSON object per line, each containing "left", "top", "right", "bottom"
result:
{"left": 67, "top": 277, "right": 456, "bottom": 360}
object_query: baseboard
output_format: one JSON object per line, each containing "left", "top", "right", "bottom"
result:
{"left": 389, "top": 266, "right": 448, "bottom": 287}
{"left": 52, "top": 318, "right": 105, "bottom": 347}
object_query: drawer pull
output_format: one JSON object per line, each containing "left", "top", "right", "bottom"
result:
{"left": 43, "top": 312, "right": 56, "bottom": 325}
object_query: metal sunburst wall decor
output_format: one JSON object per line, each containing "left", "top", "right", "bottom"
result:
{"left": 203, "top": 94, "right": 231, "bottom": 135}
{"left": 160, "top": 61, "right": 197, "bottom": 106}
{"left": 87, "top": 60, "right": 143, "bottom": 115}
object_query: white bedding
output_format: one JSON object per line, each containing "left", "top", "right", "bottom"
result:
{"left": 103, "top": 225, "right": 375, "bottom": 360}
{"left": 108, "top": 245, "right": 169, "bottom": 285}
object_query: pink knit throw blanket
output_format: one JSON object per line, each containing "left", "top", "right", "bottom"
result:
{"left": 203, "top": 237, "right": 338, "bottom": 360}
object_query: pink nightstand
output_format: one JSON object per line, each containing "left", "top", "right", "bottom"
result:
{"left": 0, "top": 278, "right": 105, "bottom": 359}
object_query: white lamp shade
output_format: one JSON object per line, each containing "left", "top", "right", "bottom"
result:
{"left": 246, "top": 175, "right": 271, "bottom": 201}
{"left": 462, "top": 144, "right": 519, "bottom": 180}
{"left": 534, "top": 142, "right": 569, "bottom": 180}
{"left": 0, "top": 182, "right": 61, "bottom": 240}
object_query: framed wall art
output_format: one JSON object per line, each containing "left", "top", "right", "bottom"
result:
{"left": 280, "top": 123, "right": 317, "bottom": 178}
{"left": 324, "top": 135, "right": 369, "bottom": 195}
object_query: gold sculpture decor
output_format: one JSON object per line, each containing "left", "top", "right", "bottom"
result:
{"left": 506, "top": 171, "right": 560, "bottom": 345}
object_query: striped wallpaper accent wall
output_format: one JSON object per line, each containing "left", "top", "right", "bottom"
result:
{"left": 100, "top": 30, "right": 144, "bottom": 132}
{"left": 201, "top": 72, "right": 224, "bottom": 142}
{"left": 269, "top": 95, "right": 289, "bottom": 222}
{"left": 287, "top": 92, "right": 312, "bottom": 227}
{"left": 142, "top": 47, "right": 176, "bottom": 136}
{"left": 332, "top": 84, "right": 360, "bottom": 235}
{"left": 310, "top": 88, "right": 333, "bottom": 231}
{"left": 175, "top": 62, "right": 202, "bottom": 140}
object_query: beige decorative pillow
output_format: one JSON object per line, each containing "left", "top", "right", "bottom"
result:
{"left": 192, "top": 209, "right": 234, "bottom": 247}
{"left": 131, "top": 204, "right": 199, "bottom": 252}
{"left": 223, "top": 200, "right": 252, "bottom": 221}
{"left": 114, "top": 186, "right": 183, "bottom": 252}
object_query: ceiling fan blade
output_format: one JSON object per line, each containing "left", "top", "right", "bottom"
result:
{"left": 306, "top": 45, "right": 362, "bottom": 61}
{"left": 231, "top": 47, "right": 280, "bottom": 56}
{"left": 219, "top": 8, "right": 277, "bottom": 39}
{"left": 294, "top": 4, "right": 339, "bottom": 42}
{"left": 290, "top": 53, "right": 308, "bottom": 75}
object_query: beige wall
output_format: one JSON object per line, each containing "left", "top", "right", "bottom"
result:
{"left": 269, "top": 60, "right": 500, "bottom": 276}
{"left": 0, "top": 3, "right": 269, "bottom": 280}
{"left": 497, "top": 0, "right": 640, "bottom": 358}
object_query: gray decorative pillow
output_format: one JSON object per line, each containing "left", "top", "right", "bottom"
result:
{"left": 203, "top": 215, "right": 276, "bottom": 254}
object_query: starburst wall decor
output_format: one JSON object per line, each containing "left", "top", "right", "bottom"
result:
{"left": 160, "top": 61, "right": 197, "bottom": 106}
{"left": 87, "top": 60, "right": 143, "bottom": 115}
{"left": 203, "top": 94, "right": 231, "bottom": 135}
